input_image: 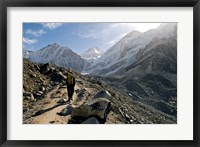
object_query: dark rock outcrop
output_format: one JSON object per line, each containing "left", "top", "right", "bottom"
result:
{"left": 81, "top": 117, "right": 100, "bottom": 124}
{"left": 58, "top": 105, "right": 73, "bottom": 116}
{"left": 40, "top": 63, "right": 55, "bottom": 75}
{"left": 71, "top": 98, "right": 111, "bottom": 122}
{"left": 50, "top": 71, "right": 66, "bottom": 83}
{"left": 93, "top": 90, "right": 112, "bottom": 99}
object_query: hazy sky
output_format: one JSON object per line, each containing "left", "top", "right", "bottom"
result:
{"left": 23, "top": 22, "right": 161, "bottom": 55}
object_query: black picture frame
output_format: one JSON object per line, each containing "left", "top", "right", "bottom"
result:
{"left": 0, "top": 0, "right": 199, "bottom": 146}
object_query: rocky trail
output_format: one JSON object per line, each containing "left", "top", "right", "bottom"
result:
{"left": 23, "top": 73, "right": 122, "bottom": 124}
{"left": 23, "top": 59, "right": 176, "bottom": 124}
{"left": 24, "top": 78, "right": 96, "bottom": 124}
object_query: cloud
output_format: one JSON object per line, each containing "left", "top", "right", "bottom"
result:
{"left": 73, "top": 23, "right": 161, "bottom": 50}
{"left": 74, "top": 23, "right": 130, "bottom": 48}
{"left": 41, "top": 23, "right": 62, "bottom": 30}
{"left": 26, "top": 29, "right": 46, "bottom": 37}
{"left": 76, "top": 30, "right": 98, "bottom": 39}
{"left": 111, "top": 23, "right": 161, "bottom": 32}
{"left": 74, "top": 23, "right": 131, "bottom": 40}
{"left": 23, "top": 37, "right": 38, "bottom": 45}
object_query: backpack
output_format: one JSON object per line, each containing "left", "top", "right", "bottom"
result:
{"left": 67, "top": 72, "right": 73, "bottom": 85}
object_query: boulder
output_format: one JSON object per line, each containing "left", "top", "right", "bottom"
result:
{"left": 39, "top": 86, "right": 45, "bottom": 91}
{"left": 71, "top": 98, "right": 111, "bottom": 120}
{"left": 81, "top": 117, "right": 100, "bottom": 124}
{"left": 30, "top": 73, "right": 37, "bottom": 78}
{"left": 37, "top": 91, "right": 43, "bottom": 94}
{"left": 23, "top": 92, "right": 35, "bottom": 101}
{"left": 58, "top": 105, "right": 73, "bottom": 116}
{"left": 23, "top": 91, "right": 32, "bottom": 97}
{"left": 77, "top": 89, "right": 86, "bottom": 98}
{"left": 93, "top": 90, "right": 112, "bottom": 99}
{"left": 40, "top": 63, "right": 54, "bottom": 75}
{"left": 33, "top": 91, "right": 43, "bottom": 99}
{"left": 57, "top": 98, "right": 67, "bottom": 103}
{"left": 50, "top": 71, "right": 66, "bottom": 83}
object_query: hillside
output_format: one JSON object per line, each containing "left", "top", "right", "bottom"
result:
{"left": 23, "top": 59, "right": 176, "bottom": 124}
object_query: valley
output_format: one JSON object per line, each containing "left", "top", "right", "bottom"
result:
{"left": 23, "top": 23, "right": 177, "bottom": 124}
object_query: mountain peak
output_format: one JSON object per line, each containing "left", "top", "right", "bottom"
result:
{"left": 27, "top": 43, "right": 86, "bottom": 72}
{"left": 88, "top": 47, "right": 104, "bottom": 54}
{"left": 47, "top": 43, "right": 60, "bottom": 47}
{"left": 123, "top": 30, "right": 142, "bottom": 39}
{"left": 81, "top": 47, "right": 104, "bottom": 61}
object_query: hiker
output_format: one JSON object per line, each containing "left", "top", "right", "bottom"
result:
{"left": 66, "top": 69, "right": 76, "bottom": 102}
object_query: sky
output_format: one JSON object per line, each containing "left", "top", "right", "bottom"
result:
{"left": 23, "top": 22, "right": 161, "bottom": 55}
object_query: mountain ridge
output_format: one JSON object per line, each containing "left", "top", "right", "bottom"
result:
{"left": 81, "top": 47, "right": 104, "bottom": 61}
{"left": 27, "top": 43, "right": 86, "bottom": 72}
{"left": 85, "top": 23, "right": 177, "bottom": 76}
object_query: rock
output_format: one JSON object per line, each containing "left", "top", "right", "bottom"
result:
{"left": 50, "top": 121, "right": 55, "bottom": 124}
{"left": 37, "top": 91, "right": 43, "bottom": 94}
{"left": 118, "top": 108, "right": 125, "bottom": 117}
{"left": 51, "top": 94, "right": 61, "bottom": 98}
{"left": 23, "top": 108, "right": 29, "bottom": 113}
{"left": 60, "top": 85, "right": 67, "bottom": 88}
{"left": 79, "top": 89, "right": 86, "bottom": 93}
{"left": 39, "top": 86, "right": 45, "bottom": 91}
{"left": 56, "top": 91, "right": 60, "bottom": 94}
{"left": 125, "top": 114, "right": 131, "bottom": 121}
{"left": 53, "top": 82, "right": 60, "bottom": 85}
{"left": 71, "top": 98, "right": 111, "bottom": 121}
{"left": 97, "top": 80, "right": 102, "bottom": 85}
{"left": 33, "top": 92, "right": 43, "bottom": 99}
{"left": 93, "top": 90, "right": 112, "bottom": 99}
{"left": 77, "top": 89, "right": 86, "bottom": 98}
{"left": 23, "top": 92, "right": 35, "bottom": 101}
{"left": 34, "top": 93, "right": 41, "bottom": 97}
{"left": 23, "top": 92, "right": 32, "bottom": 97}
{"left": 25, "top": 96, "right": 35, "bottom": 101}
{"left": 40, "top": 63, "right": 54, "bottom": 75}
{"left": 81, "top": 117, "right": 100, "bottom": 124}
{"left": 50, "top": 71, "right": 65, "bottom": 83}
{"left": 57, "top": 98, "right": 68, "bottom": 103}
{"left": 75, "top": 89, "right": 80, "bottom": 93}
{"left": 58, "top": 105, "right": 73, "bottom": 116}
{"left": 30, "top": 73, "right": 36, "bottom": 78}
{"left": 34, "top": 65, "right": 40, "bottom": 70}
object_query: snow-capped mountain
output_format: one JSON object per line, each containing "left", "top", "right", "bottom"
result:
{"left": 81, "top": 47, "right": 104, "bottom": 61}
{"left": 85, "top": 23, "right": 177, "bottom": 75}
{"left": 28, "top": 43, "right": 86, "bottom": 72}
{"left": 122, "top": 36, "right": 177, "bottom": 77}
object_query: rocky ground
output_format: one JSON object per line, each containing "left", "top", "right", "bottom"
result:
{"left": 23, "top": 59, "right": 176, "bottom": 124}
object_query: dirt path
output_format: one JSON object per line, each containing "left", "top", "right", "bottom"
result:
{"left": 24, "top": 79, "right": 85, "bottom": 124}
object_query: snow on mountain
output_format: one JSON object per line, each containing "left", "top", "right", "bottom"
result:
{"left": 85, "top": 23, "right": 177, "bottom": 75}
{"left": 81, "top": 47, "right": 104, "bottom": 61}
{"left": 123, "top": 36, "right": 177, "bottom": 76}
{"left": 28, "top": 43, "right": 86, "bottom": 72}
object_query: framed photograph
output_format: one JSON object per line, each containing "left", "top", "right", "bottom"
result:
{"left": 0, "top": 0, "right": 199, "bottom": 146}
